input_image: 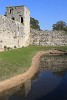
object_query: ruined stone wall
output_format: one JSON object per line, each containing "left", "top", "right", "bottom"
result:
{"left": 6, "top": 6, "right": 30, "bottom": 47}
{"left": 0, "top": 5, "right": 67, "bottom": 50}
{"left": 0, "top": 15, "right": 30, "bottom": 49}
{"left": 6, "top": 6, "right": 24, "bottom": 23}
{"left": 22, "top": 6, "right": 30, "bottom": 46}
{"left": 30, "top": 29, "right": 67, "bottom": 46}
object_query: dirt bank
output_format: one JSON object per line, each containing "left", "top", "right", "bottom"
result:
{"left": 0, "top": 50, "right": 65, "bottom": 93}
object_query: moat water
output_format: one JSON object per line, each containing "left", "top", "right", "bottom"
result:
{"left": 1, "top": 55, "right": 67, "bottom": 100}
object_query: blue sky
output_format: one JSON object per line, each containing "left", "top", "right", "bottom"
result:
{"left": 0, "top": 0, "right": 67, "bottom": 30}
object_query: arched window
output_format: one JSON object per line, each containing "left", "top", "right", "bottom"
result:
{"left": 10, "top": 9, "right": 11, "bottom": 14}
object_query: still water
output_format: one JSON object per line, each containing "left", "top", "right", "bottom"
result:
{"left": 2, "top": 55, "right": 67, "bottom": 100}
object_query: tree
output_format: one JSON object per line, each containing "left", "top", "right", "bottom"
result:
{"left": 52, "top": 21, "right": 67, "bottom": 31}
{"left": 30, "top": 17, "right": 40, "bottom": 30}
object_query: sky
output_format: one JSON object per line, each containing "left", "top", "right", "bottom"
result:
{"left": 0, "top": 0, "right": 67, "bottom": 30}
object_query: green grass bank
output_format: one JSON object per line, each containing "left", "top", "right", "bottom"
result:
{"left": 0, "top": 45, "right": 67, "bottom": 81}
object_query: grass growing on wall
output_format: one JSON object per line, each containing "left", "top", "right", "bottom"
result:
{"left": 0, "top": 45, "right": 67, "bottom": 81}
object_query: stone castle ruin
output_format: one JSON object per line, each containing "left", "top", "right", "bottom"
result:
{"left": 0, "top": 5, "right": 30, "bottom": 50}
{"left": 0, "top": 5, "right": 67, "bottom": 51}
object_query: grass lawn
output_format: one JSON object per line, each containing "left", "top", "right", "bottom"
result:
{"left": 0, "top": 45, "right": 67, "bottom": 81}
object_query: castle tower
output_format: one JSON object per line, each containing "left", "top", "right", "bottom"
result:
{"left": 6, "top": 5, "right": 30, "bottom": 46}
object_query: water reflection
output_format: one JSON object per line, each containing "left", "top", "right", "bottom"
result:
{"left": 27, "top": 71, "right": 62, "bottom": 100}
{"left": 36, "top": 72, "right": 67, "bottom": 100}
{"left": 0, "top": 55, "right": 67, "bottom": 100}
{"left": 0, "top": 79, "right": 31, "bottom": 100}
{"left": 27, "top": 55, "right": 67, "bottom": 100}
{"left": 39, "top": 55, "right": 67, "bottom": 75}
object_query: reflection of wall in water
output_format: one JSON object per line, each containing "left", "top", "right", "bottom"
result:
{"left": 0, "top": 79, "right": 31, "bottom": 100}
{"left": 39, "top": 55, "right": 67, "bottom": 72}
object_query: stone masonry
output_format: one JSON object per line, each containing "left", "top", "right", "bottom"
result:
{"left": 30, "top": 29, "right": 67, "bottom": 46}
{"left": 0, "top": 5, "right": 30, "bottom": 50}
